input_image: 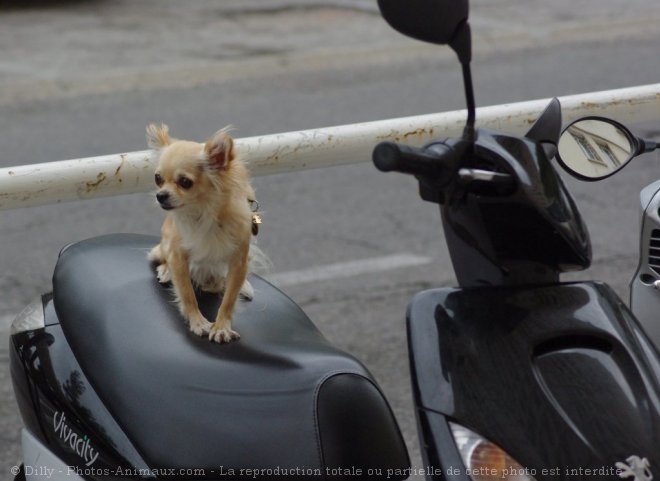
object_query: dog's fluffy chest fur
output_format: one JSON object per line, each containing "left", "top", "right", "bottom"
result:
{"left": 174, "top": 211, "right": 243, "bottom": 286}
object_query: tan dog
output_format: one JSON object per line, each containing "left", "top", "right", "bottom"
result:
{"left": 146, "top": 124, "right": 257, "bottom": 343}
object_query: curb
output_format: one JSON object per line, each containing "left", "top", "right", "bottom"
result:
{"left": 212, "top": 0, "right": 377, "bottom": 14}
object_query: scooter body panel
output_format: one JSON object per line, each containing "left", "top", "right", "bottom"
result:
{"left": 630, "top": 181, "right": 660, "bottom": 349}
{"left": 21, "top": 429, "right": 86, "bottom": 481}
{"left": 439, "top": 123, "right": 591, "bottom": 289}
{"left": 407, "top": 282, "right": 660, "bottom": 480}
{"left": 10, "top": 296, "right": 152, "bottom": 479}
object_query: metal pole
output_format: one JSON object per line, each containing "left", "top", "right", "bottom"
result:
{"left": 1, "top": 83, "right": 659, "bottom": 210}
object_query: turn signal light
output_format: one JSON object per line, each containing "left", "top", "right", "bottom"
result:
{"left": 449, "top": 422, "right": 538, "bottom": 481}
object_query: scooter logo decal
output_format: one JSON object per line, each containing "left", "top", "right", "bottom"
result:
{"left": 616, "top": 456, "right": 653, "bottom": 481}
{"left": 53, "top": 411, "right": 99, "bottom": 467}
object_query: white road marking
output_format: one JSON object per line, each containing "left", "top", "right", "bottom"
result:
{"left": 0, "top": 254, "right": 430, "bottom": 330}
{"left": 267, "top": 253, "right": 431, "bottom": 288}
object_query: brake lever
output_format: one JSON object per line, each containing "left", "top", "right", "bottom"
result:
{"left": 457, "top": 168, "right": 516, "bottom": 195}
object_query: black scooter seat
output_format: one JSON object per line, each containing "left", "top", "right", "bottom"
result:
{"left": 53, "top": 234, "right": 409, "bottom": 477}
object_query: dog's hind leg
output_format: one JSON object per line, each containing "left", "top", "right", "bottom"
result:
{"left": 240, "top": 279, "right": 254, "bottom": 300}
{"left": 148, "top": 244, "right": 172, "bottom": 284}
{"left": 156, "top": 263, "right": 172, "bottom": 284}
{"left": 147, "top": 243, "right": 163, "bottom": 262}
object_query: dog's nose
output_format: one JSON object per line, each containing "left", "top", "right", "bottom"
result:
{"left": 156, "top": 191, "right": 170, "bottom": 204}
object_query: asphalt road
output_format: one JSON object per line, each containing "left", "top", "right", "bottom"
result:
{"left": 1, "top": 1, "right": 660, "bottom": 479}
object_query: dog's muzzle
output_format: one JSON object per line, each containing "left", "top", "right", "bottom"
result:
{"left": 156, "top": 192, "right": 174, "bottom": 210}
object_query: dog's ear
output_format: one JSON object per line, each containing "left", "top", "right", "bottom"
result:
{"left": 146, "top": 123, "right": 172, "bottom": 150}
{"left": 204, "top": 127, "right": 235, "bottom": 170}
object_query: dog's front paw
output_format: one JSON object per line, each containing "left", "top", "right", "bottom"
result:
{"left": 209, "top": 323, "right": 241, "bottom": 344}
{"left": 188, "top": 313, "right": 213, "bottom": 336}
{"left": 156, "top": 264, "right": 172, "bottom": 284}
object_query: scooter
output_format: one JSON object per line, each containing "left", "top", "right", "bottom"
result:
{"left": 9, "top": 1, "right": 660, "bottom": 481}
{"left": 370, "top": 1, "right": 659, "bottom": 481}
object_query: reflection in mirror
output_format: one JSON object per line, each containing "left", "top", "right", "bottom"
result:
{"left": 557, "top": 119, "right": 635, "bottom": 180}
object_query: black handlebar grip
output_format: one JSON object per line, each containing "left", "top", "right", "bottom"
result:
{"left": 372, "top": 142, "right": 405, "bottom": 172}
{"left": 373, "top": 141, "right": 453, "bottom": 177}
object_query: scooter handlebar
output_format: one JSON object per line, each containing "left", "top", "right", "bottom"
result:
{"left": 373, "top": 139, "right": 515, "bottom": 197}
{"left": 372, "top": 141, "right": 453, "bottom": 178}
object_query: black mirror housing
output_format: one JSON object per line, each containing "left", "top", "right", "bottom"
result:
{"left": 377, "top": 0, "right": 469, "bottom": 51}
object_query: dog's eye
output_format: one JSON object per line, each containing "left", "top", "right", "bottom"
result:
{"left": 155, "top": 173, "right": 163, "bottom": 186}
{"left": 178, "top": 177, "right": 193, "bottom": 189}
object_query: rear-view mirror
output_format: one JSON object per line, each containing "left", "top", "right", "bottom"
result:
{"left": 557, "top": 118, "right": 637, "bottom": 181}
{"left": 377, "top": 0, "right": 469, "bottom": 52}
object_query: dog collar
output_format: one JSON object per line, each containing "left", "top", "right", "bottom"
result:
{"left": 248, "top": 199, "right": 261, "bottom": 236}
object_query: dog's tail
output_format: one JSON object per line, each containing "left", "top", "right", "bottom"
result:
{"left": 248, "top": 242, "right": 272, "bottom": 275}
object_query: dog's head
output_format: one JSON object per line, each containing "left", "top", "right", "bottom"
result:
{"left": 146, "top": 124, "right": 236, "bottom": 212}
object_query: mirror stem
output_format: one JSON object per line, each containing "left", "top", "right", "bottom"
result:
{"left": 639, "top": 137, "right": 658, "bottom": 154}
{"left": 462, "top": 62, "right": 476, "bottom": 141}
{"left": 449, "top": 22, "right": 476, "bottom": 141}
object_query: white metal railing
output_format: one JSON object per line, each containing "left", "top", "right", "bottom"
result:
{"left": 1, "top": 83, "right": 659, "bottom": 211}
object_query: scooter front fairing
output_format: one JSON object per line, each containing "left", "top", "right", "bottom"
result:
{"left": 408, "top": 281, "right": 660, "bottom": 481}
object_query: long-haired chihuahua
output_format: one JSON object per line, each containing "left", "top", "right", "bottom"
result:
{"left": 146, "top": 123, "right": 260, "bottom": 343}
